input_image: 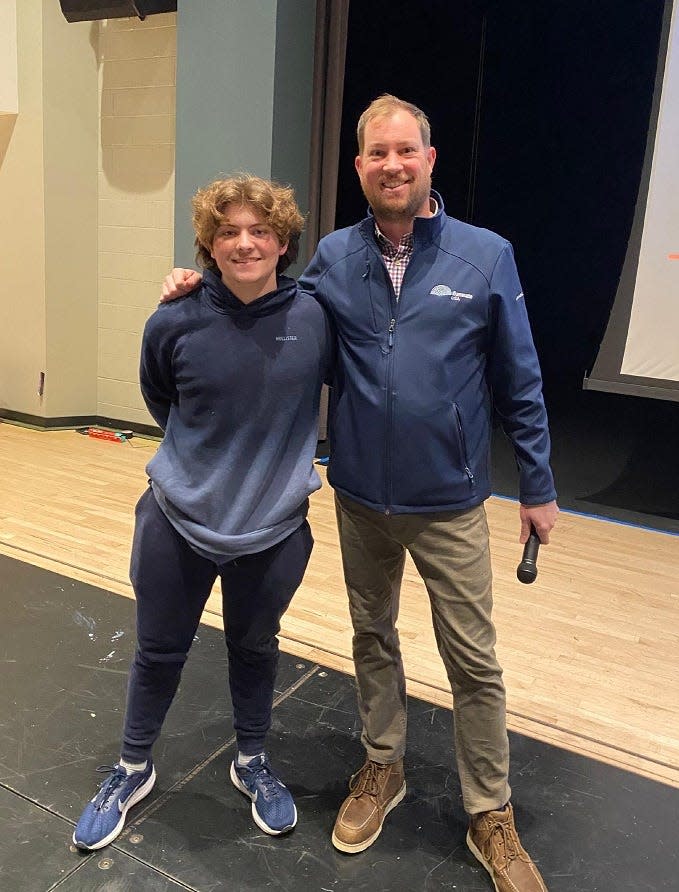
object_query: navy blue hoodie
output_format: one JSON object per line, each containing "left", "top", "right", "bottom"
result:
{"left": 140, "top": 269, "right": 332, "bottom": 560}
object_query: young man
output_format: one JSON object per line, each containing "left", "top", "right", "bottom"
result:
{"left": 72, "top": 175, "right": 332, "bottom": 851}
{"left": 162, "top": 97, "right": 558, "bottom": 892}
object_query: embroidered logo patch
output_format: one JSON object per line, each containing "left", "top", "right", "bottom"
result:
{"left": 276, "top": 336, "right": 298, "bottom": 341}
{"left": 430, "top": 285, "right": 473, "bottom": 301}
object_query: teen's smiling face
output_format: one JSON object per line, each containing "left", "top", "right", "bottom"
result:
{"left": 210, "top": 204, "right": 288, "bottom": 303}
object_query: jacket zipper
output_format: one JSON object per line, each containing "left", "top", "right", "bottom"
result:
{"left": 384, "top": 270, "right": 401, "bottom": 515}
{"left": 384, "top": 310, "right": 396, "bottom": 514}
{"left": 453, "top": 404, "right": 475, "bottom": 484}
{"left": 384, "top": 255, "right": 416, "bottom": 513}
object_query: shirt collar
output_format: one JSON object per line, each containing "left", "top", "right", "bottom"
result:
{"left": 373, "top": 196, "right": 439, "bottom": 250}
{"left": 375, "top": 224, "right": 413, "bottom": 254}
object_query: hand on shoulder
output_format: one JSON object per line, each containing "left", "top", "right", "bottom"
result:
{"left": 160, "top": 268, "right": 203, "bottom": 302}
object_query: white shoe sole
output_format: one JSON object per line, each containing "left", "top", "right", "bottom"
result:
{"left": 229, "top": 761, "right": 297, "bottom": 836}
{"left": 72, "top": 767, "right": 156, "bottom": 851}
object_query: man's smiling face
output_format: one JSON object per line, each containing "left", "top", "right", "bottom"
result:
{"left": 355, "top": 110, "right": 436, "bottom": 226}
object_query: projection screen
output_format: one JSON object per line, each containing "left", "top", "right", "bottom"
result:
{"left": 584, "top": 0, "right": 679, "bottom": 401}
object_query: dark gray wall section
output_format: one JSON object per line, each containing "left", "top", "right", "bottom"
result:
{"left": 174, "top": 0, "right": 316, "bottom": 270}
{"left": 271, "top": 0, "right": 316, "bottom": 274}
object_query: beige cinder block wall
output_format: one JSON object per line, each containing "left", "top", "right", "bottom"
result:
{"left": 0, "top": 0, "right": 18, "bottom": 114}
{"left": 0, "top": 5, "right": 175, "bottom": 427}
{"left": 0, "top": 1, "right": 98, "bottom": 419}
{"left": 97, "top": 13, "right": 176, "bottom": 427}
{"left": 0, "top": 1, "right": 45, "bottom": 416}
{"left": 43, "top": 1, "right": 99, "bottom": 418}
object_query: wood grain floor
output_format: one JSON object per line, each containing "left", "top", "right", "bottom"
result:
{"left": 1, "top": 422, "right": 677, "bottom": 787}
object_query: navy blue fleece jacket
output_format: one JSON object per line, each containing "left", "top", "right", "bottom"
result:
{"left": 140, "top": 269, "right": 332, "bottom": 560}
{"left": 299, "top": 192, "right": 556, "bottom": 513}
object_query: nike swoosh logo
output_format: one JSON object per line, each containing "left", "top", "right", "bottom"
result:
{"left": 118, "top": 788, "right": 138, "bottom": 812}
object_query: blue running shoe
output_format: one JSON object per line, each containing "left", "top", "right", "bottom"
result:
{"left": 72, "top": 761, "right": 156, "bottom": 850}
{"left": 230, "top": 754, "right": 297, "bottom": 835}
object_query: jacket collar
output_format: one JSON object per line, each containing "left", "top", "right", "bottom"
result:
{"left": 359, "top": 190, "right": 446, "bottom": 248}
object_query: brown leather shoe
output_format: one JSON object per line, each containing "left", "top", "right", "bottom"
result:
{"left": 467, "top": 803, "right": 548, "bottom": 891}
{"left": 331, "top": 758, "right": 406, "bottom": 853}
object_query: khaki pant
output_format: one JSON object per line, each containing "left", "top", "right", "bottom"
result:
{"left": 335, "top": 493, "right": 511, "bottom": 814}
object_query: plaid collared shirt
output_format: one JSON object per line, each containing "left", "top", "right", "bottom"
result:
{"left": 374, "top": 199, "right": 438, "bottom": 300}
{"left": 374, "top": 225, "right": 413, "bottom": 300}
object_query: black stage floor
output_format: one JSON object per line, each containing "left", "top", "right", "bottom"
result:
{"left": 2, "top": 552, "right": 677, "bottom": 891}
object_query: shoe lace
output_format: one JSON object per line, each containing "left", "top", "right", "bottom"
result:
{"left": 248, "top": 762, "right": 282, "bottom": 802}
{"left": 349, "top": 761, "right": 387, "bottom": 798}
{"left": 481, "top": 815, "right": 528, "bottom": 871}
{"left": 92, "top": 764, "right": 127, "bottom": 811}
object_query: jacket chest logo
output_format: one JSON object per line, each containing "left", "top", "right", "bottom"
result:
{"left": 429, "top": 284, "right": 473, "bottom": 301}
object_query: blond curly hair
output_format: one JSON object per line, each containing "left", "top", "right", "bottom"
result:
{"left": 192, "top": 174, "right": 305, "bottom": 274}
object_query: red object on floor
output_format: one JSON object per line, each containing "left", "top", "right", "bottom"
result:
{"left": 87, "top": 428, "right": 126, "bottom": 442}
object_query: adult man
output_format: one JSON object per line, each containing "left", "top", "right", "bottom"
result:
{"left": 73, "top": 175, "right": 332, "bottom": 851}
{"left": 163, "top": 96, "right": 557, "bottom": 892}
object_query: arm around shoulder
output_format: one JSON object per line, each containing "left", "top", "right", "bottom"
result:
{"left": 160, "top": 268, "right": 202, "bottom": 302}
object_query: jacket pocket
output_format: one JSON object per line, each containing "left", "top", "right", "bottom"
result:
{"left": 364, "top": 258, "right": 382, "bottom": 336}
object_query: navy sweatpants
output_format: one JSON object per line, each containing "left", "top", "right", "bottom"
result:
{"left": 122, "top": 487, "right": 313, "bottom": 761}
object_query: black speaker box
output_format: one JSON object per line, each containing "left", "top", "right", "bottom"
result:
{"left": 59, "top": 1, "right": 176, "bottom": 23}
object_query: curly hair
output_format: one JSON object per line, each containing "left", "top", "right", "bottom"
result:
{"left": 192, "top": 174, "right": 305, "bottom": 275}
{"left": 357, "top": 94, "right": 431, "bottom": 154}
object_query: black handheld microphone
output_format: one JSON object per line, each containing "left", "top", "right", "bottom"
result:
{"left": 517, "top": 524, "right": 540, "bottom": 584}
